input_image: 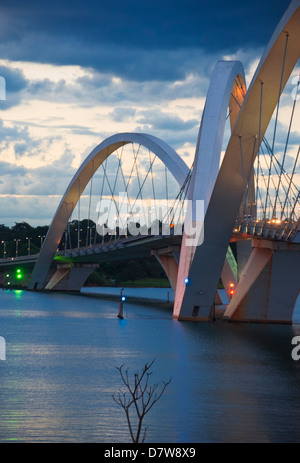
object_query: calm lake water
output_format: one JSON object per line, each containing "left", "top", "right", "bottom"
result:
{"left": 0, "top": 288, "right": 300, "bottom": 443}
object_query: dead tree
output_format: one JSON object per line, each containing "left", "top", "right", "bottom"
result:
{"left": 112, "top": 359, "right": 172, "bottom": 443}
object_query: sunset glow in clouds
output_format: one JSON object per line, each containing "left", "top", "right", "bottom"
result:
{"left": 0, "top": 0, "right": 297, "bottom": 226}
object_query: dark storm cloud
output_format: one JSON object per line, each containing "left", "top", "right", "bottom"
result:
{"left": 0, "top": 65, "right": 28, "bottom": 109}
{"left": 0, "top": 35, "right": 220, "bottom": 82}
{"left": 0, "top": 0, "right": 292, "bottom": 81}
{"left": 0, "top": 65, "right": 27, "bottom": 92}
{"left": 0, "top": 0, "right": 291, "bottom": 49}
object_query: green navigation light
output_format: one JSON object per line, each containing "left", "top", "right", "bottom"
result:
{"left": 16, "top": 269, "right": 23, "bottom": 279}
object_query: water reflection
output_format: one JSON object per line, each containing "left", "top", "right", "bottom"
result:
{"left": 0, "top": 289, "right": 300, "bottom": 442}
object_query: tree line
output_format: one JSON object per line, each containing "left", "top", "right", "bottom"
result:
{"left": 0, "top": 222, "right": 49, "bottom": 257}
{"left": 0, "top": 219, "right": 104, "bottom": 257}
{"left": 0, "top": 220, "right": 169, "bottom": 286}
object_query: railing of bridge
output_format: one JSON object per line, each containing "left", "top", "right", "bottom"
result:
{"left": 234, "top": 216, "right": 300, "bottom": 242}
{"left": 237, "top": 60, "right": 300, "bottom": 237}
{"left": 0, "top": 253, "right": 40, "bottom": 264}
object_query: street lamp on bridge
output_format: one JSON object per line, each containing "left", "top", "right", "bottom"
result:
{"left": 38, "top": 235, "right": 45, "bottom": 249}
{"left": 75, "top": 228, "right": 82, "bottom": 251}
{"left": 14, "top": 239, "right": 20, "bottom": 257}
{"left": 1, "top": 240, "right": 7, "bottom": 258}
{"left": 26, "top": 237, "right": 31, "bottom": 256}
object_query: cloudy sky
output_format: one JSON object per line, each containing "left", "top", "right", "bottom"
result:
{"left": 0, "top": 0, "right": 296, "bottom": 227}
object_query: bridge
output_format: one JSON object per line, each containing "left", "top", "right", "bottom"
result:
{"left": 1, "top": 0, "right": 300, "bottom": 324}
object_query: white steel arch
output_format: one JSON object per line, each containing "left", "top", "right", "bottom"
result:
{"left": 177, "top": 0, "right": 300, "bottom": 320}
{"left": 174, "top": 60, "right": 247, "bottom": 318}
{"left": 189, "top": 60, "right": 246, "bottom": 210}
{"left": 28, "top": 132, "right": 189, "bottom": 290}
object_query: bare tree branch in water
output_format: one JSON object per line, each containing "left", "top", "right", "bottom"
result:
{"left": 112, "top": 359, "right": 172, "bottom": 443}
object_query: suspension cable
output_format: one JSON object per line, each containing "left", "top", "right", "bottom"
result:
{"left": 272, "top": 74, "right": 299, "bottom": 218}
{"left": 264, "top": 33, "right": 289, "bottom": 218}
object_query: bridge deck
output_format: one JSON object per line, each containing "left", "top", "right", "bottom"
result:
{"left": 0, "top": 219, "right": 298, "bottom": 269}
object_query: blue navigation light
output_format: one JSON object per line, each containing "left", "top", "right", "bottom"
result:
{"left": 184, "top": 278, "right": 189, "bottom": 284}
{"left": 121, "top": 296, "right": 126, "bottom": 302}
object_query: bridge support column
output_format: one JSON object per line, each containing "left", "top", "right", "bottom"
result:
{"left": 220, "top": 246, "right": 238, "bottom": 302}
{"left": 236, "top": 240, "right": 253, "bottom": 280}
{"left": 151, "top": 247, "right": 179, "bottom": 292}
{"left": 0, "top": 272, "right": 5, "bottom": 287}
{"left": 45, "top": 263, "right": 99, "bottom": 291}
{"left": 224, "top": 239, "right": 300, "bottom": 324}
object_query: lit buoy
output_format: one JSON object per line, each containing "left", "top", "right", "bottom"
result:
{"left": 118, "top": 288, "right": 125, "bottom": 319}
